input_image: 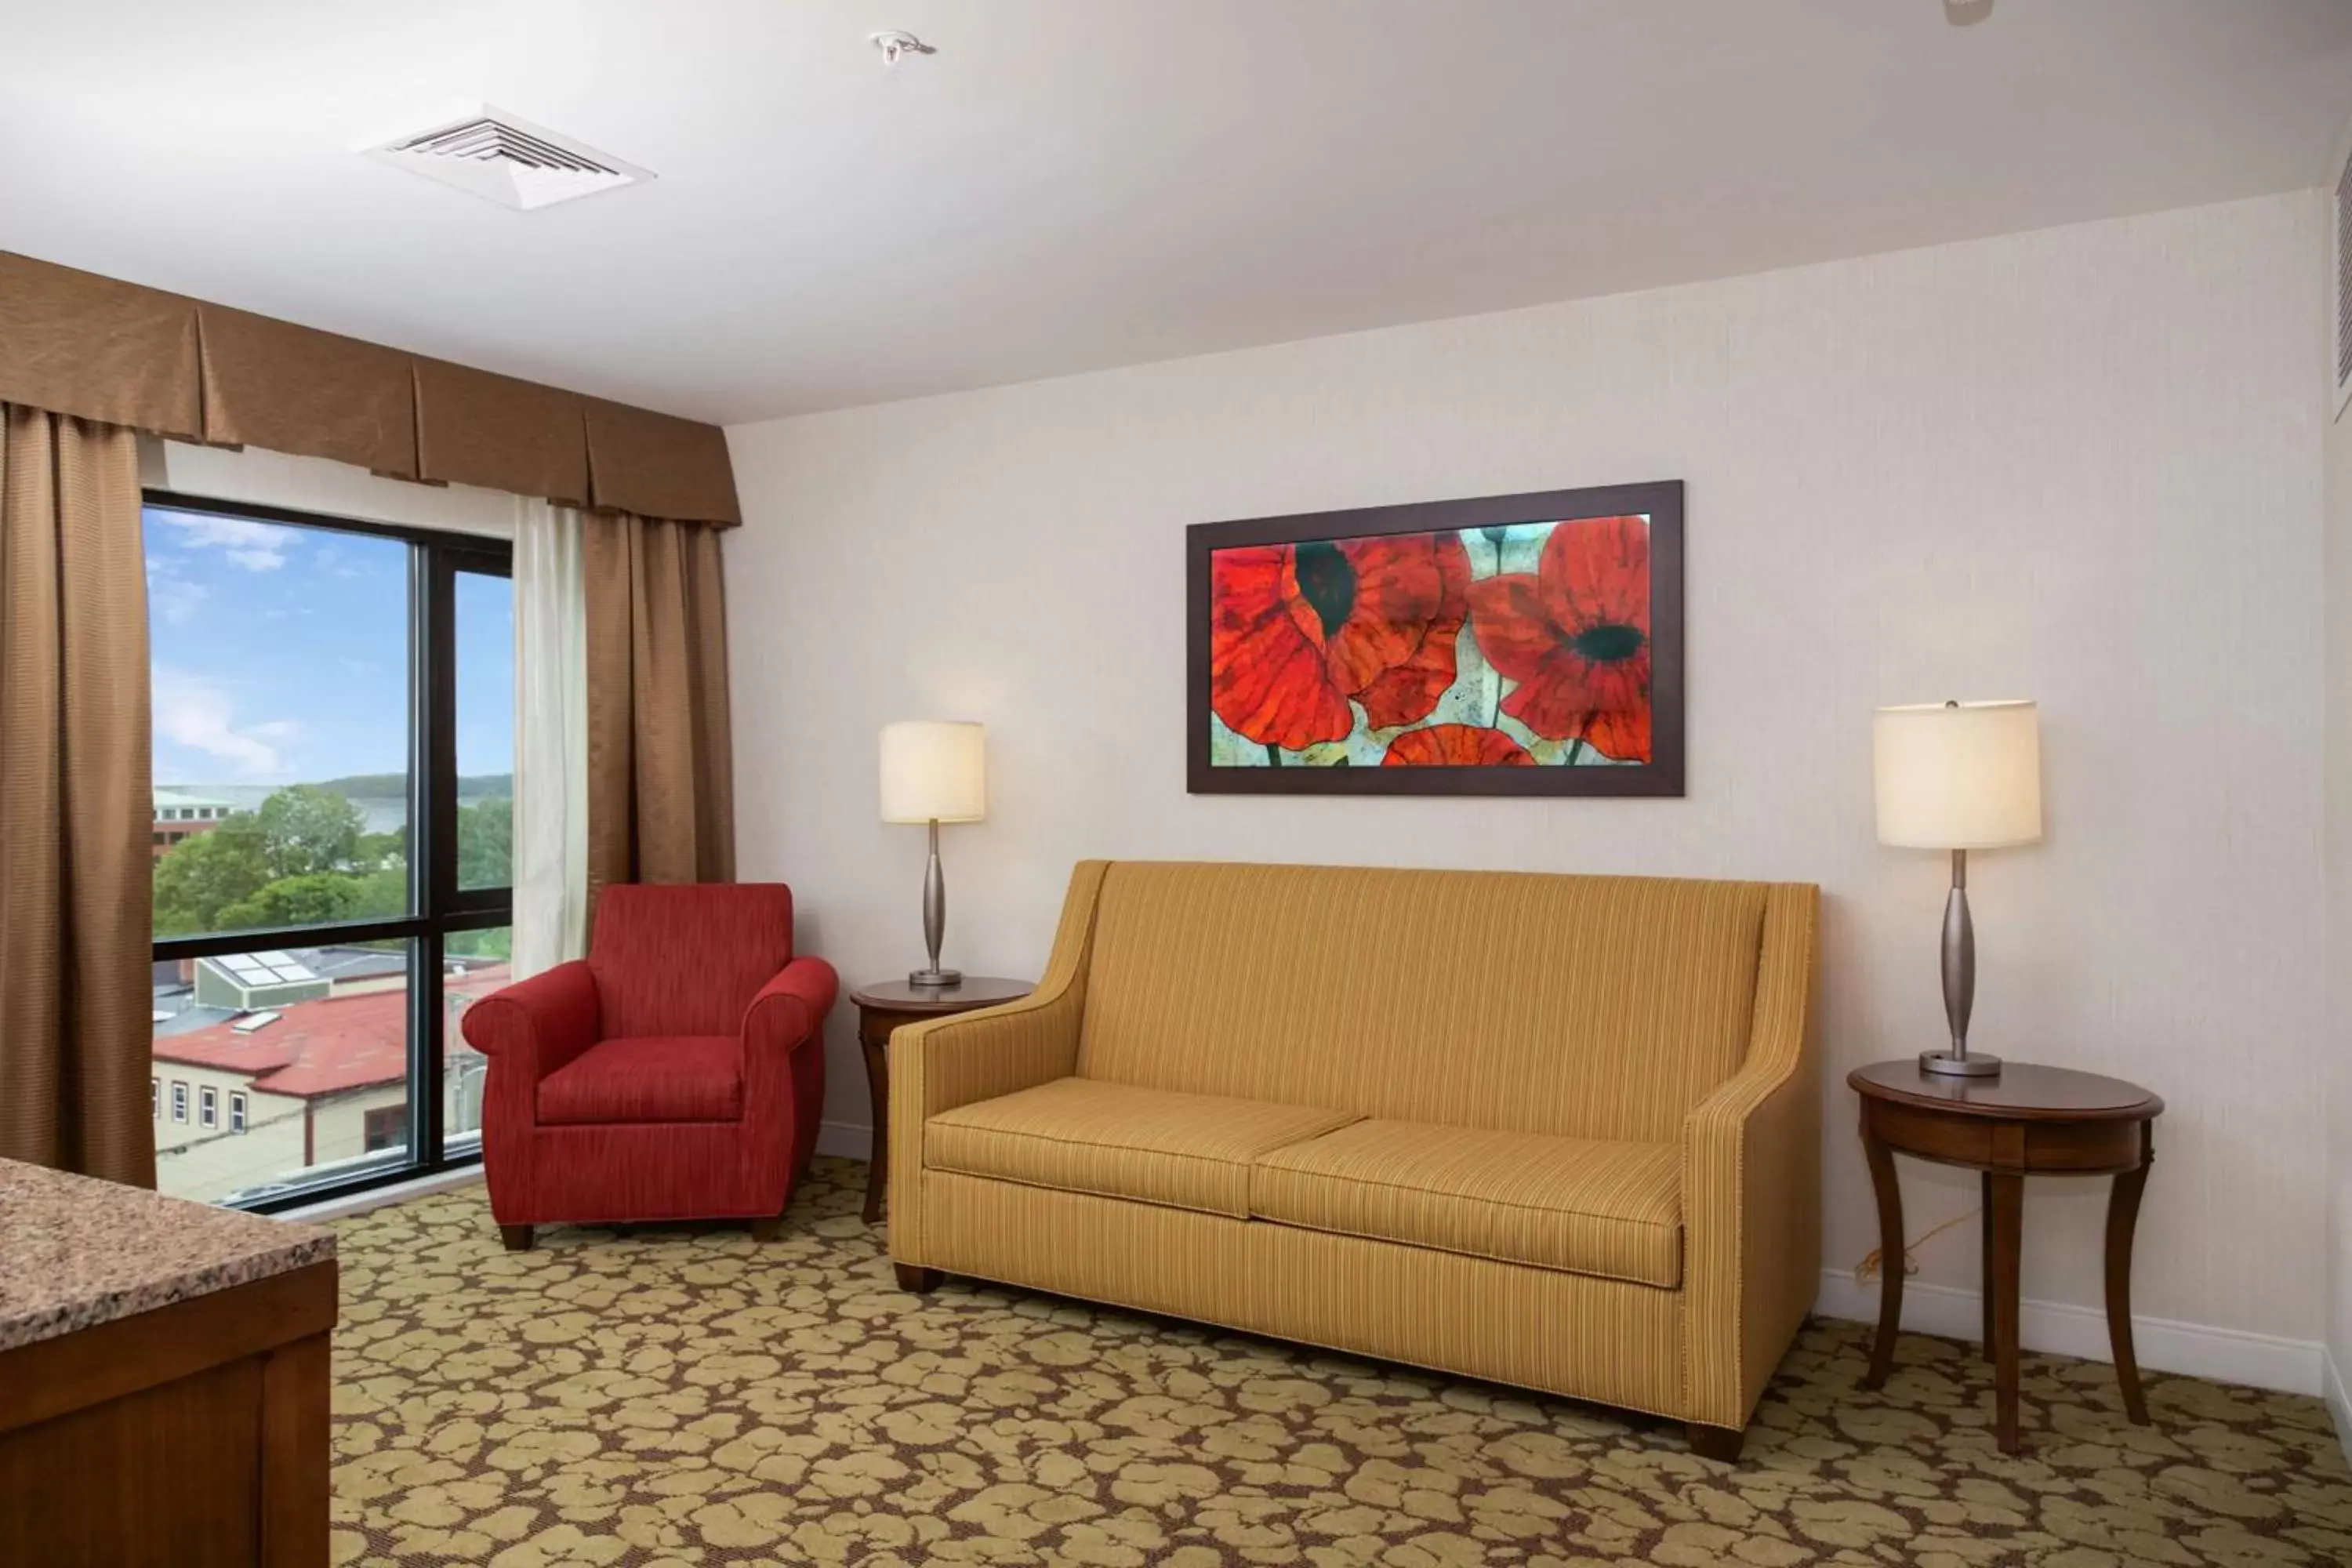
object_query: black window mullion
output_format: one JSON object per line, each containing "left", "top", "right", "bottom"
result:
{"left": 410, "top": 544, "right": 447, "bottom": 1167}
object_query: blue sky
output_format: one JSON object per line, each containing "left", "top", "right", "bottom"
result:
{"left": 146, "top": 506, "right": 514, "bottom": 786}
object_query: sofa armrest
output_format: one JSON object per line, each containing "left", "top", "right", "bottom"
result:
{"left": 462, "top": 960, "right": 601, "bottom": 1085}
{"left": 888, "top": 860, "right": 1109, "bottom": 1263}
{"left": 1680, "top": 883, "right": 1820, "bottom": 1432}
{"left": 745, "top": 956, "right": 839, "bottom": 1055}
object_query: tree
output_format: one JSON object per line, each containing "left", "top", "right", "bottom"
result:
{"left": 216, "top": 873, "right": 367, "bottom": 933}
{"left": 256, "top": 785, "right": 365, "bottom": 879}
{"left": 152, "top": 815, "right": 270, "bottom": 936}
{"left": 457, "top": 797, "right": 512, "bottom": 889}
{"left": 347, "top": 864, "right": 408, "bottom": 920}
{"left": 448, "top": 926, "right": 512, "bottom": 961}
{"left": 354, "top": 829, "right": 407, "bottom": 871}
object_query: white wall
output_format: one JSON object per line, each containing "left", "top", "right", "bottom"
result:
{"left": 725, "top": 193, "right": 2329, "bottom": 1385}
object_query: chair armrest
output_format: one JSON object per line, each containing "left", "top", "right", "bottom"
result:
{"left": 888, "top": 861, "right": 1109, "bottom": 1263}
{"left": 1680, "top": 883, "right": 1820, "bottom": 1432}
{"left": 744, "top": 956, "right": 840, "bottom": 1054}
{"left": 462, "top": 960, "right": 601, "bottom": 1084}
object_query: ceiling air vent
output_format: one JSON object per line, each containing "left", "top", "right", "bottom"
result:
{"left": 368, "top": 107, "right": 652, "bottom": 212}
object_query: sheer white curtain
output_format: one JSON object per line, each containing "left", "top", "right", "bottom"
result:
{"left": 512, "top": 506, "right": 589, "bottom": 978}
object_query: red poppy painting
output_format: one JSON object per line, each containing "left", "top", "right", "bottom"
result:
{"left": 1189, "top": 483, "right": 1682, "bottom": 797}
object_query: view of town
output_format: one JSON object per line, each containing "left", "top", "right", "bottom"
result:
{"left": 148, "top": 779, "right": 513, "bottom": 1203}
{"left": 146, "top": 504, "right": 514, "bottom": 1205}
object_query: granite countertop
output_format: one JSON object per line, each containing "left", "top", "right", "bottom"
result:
{"left": 0, "top": 1157, "right": 336, "bottom": 1352}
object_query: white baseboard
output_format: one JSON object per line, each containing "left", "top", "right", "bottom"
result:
{"left": 817, "top": 1120, "right": 876, "bottom": 1161}
{"left": 1814, "top": 1268, "right": 2323, "bottom": 1397}
{"left": 2325, "top": 1348, "right": 2352, "bottom": 1468}
{"left": 274, "top": 1165, "right": 485, "bottom": 1224}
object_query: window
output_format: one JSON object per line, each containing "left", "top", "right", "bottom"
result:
{"left": 151, "top": 1077, "right": 160, "bottom": 1116}
{"left": 170, "top": 1081, "right": 188, "bottom": 1123}
{"left": 363, "top": 1105, "right": 408, "bottom": 1154}
{"left": 145, "top": 495, "right": 512, "bottom": 1210}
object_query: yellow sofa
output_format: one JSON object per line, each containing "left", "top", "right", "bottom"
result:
{"left": 887, "top": 859, "right": 1820, "bottom": 1458}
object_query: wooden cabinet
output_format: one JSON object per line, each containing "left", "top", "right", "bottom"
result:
{"left": 0, "top": 1216, "right": 336, "bottom": 1565}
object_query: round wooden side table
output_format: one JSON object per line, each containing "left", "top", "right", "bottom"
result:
{"left": 1849, "top": 1059, "right": 2162, "bottom": 1456}
{"left": 850, "top": 977, "right": 1033, "bottom": 1225}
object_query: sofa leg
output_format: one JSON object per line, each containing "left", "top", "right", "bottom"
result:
{"left": 499, "top": 1225, "right": 534, "bottom": 1252}
{"left": 750, "top": 1214, "right": 782, "bottom": 1243}
{"left": 1685, "top": 1422, "right": 1745, "bottom": 1463}
{"left": 894, "top": 1264, "right": 942, "bottom": 1294}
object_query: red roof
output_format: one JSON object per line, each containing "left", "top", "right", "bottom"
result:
{"left": 154, "top": 966, "right": 509, "bottom": 1100}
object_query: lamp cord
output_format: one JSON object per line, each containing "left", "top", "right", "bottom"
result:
{"left": 1853, "top": 1208, "right": 1979, "bottom": 1284}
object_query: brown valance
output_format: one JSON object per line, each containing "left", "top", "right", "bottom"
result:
{"left": 0, "top": 251, "right": 739, "bottom": 525}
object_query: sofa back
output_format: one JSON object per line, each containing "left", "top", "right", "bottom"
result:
{"left": 1074, "top": 861, "right": 1788, "bottom": 1145}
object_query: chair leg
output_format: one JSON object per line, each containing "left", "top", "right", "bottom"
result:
{"left": 1685, "top": 1422, "right": 1745, "bottom": 1463}
{"left": 499, "top": 1225, "right": 534, "bottom": 1252}
{"left": 895, "top": 1264, "right": 942, "bottom": 1294}
{"left": 750, "top": 1214, "right": 782, "bottom": 1243}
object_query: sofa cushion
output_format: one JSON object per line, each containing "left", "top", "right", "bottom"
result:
{"left": 925, "top": 1077, "right": 1357, "bottom": 1218}
{"left": 537, "top": 1036, "right": 743, "bottom": 1125}
{"left": 1251, "top": 1120, "right": 1682, "bottom": 1287}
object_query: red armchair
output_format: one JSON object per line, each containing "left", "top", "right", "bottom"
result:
{"left": 461, "top": 883, "right": 838, "bottom": 1249}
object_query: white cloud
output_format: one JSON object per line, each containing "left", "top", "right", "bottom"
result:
{"left": 145, "top": 557, "right": 208, "bottom": 624}
{"left": 157, "top": 514, "right": 293, "bottom": 572}
{"left": 152, "top": 669, "right": 295, "bottom": 777}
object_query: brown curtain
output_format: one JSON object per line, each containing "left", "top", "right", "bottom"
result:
{"left": 0, "top": 405, "right": 154, "bottom": 1185}
{"left": 583, "top": 511, "right": 735, "bottom": 919}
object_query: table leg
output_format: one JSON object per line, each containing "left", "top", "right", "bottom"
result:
{"left": 861, "top": 1031, "right": 891, "bottom": 1225}
{"left": 1988, "top": 1171, "right": 2024, "bottom": 1454}
{"left": 1980, "top": 1171, "right": 1994, "bottom": 1363}
{"left": 1861, "top": 1116, "right": 1905, "bottom": 1390}
{"left": 2105, "top": 1128, "right": 2153, "bottom": 1425}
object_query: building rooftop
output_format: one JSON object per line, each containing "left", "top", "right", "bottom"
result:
{"left": 152, "top": 964, "right": 509, "bottom": 1099}
{"left": 153, "top": 788, "right": 234, "bottom": 811}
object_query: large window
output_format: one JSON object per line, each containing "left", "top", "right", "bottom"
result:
{"left": 146, "top": 494, "right": 513, "bottom": 1210}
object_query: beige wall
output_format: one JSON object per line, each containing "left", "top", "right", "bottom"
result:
{"left": 725, "top": 193, "right": 2329, "bottom": 1383}
{"left": 2325, "top": 121, "right": 2352, "bottom": 1436}
{"left": 154, "top": 1065, "right": 320, "bottom": 1201}
{"left": 154, "top": 1062, "right": 474, "bottom": 1203}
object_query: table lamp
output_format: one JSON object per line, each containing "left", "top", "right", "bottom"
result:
{"left": 1873, "top": 699, "right": 2042, "bottom": 1078}
{"left": 879, "top": 720, "right": 986, "bottom": 988}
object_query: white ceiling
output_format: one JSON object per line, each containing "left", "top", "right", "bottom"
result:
{"left": 4, "top": 1, "right": 2350, "bottom": 424}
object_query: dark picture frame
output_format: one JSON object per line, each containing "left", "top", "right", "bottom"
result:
{"left": 1186, "top": 481, "right": 1684, "bottom": 797}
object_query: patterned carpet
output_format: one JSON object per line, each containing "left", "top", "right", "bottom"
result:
{"left": 329, "top": 1157, "right": 2352, "bottom": 1566}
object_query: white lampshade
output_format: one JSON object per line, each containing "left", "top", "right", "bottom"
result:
{"left": 1874, "top": 700, "right": 2042, "bottom": 850}
{"left": 879, "top": 720, "right": 987, "bottom": 824}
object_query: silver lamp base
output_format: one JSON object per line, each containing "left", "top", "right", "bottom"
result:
{"left": 909, "top": 967, "right": 962, "bottom": 989}
{"left": 1922, "top": 843, "right": 2002, "bottom": 1080}
{"left": 1919, "top": 1048, "right": 2002, "bottom": 1078}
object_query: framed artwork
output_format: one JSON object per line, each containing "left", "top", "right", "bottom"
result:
{"left": 1187, "top": 481, "right": 1683, "bottom": 797}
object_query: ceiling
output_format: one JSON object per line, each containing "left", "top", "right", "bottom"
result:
{"left": 4, "top": 1, "right": 2350, "bottom": 424}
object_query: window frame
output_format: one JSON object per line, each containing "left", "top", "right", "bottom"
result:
{"left": 144, "top": 491, "right": 514, "bottom": 1213}
{"left": 229, "top": 1091, "right": 249, "bottom": 1134}
{"left": 170, "top": 1081, "right": 188, "bottom": 1123}
{"left": 198, "top": 1084, "right": 219, "bottom": 1130}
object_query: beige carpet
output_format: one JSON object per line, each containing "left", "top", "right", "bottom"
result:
{"left": 328, "top": 1156, "right": 2352, "bottom": 1566}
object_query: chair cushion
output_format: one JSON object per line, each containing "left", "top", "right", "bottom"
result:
{"left": 1251, "top": 1120, "right": 1683, "bottom": 1287}
{"left": 925, "top": 1077, "right": 1357, "bottom": 1218}
{"left": 537, "top": 1036, "right": 743, "bottom": 1125}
